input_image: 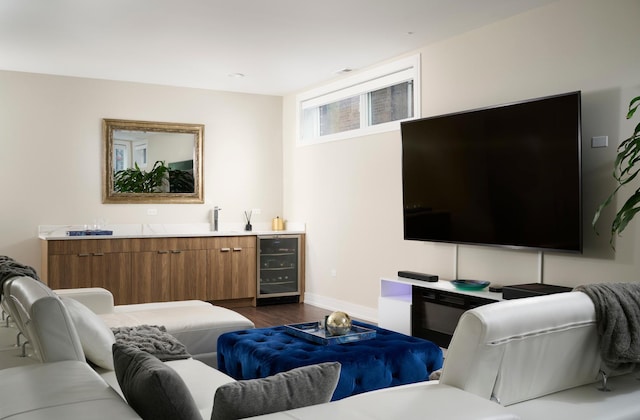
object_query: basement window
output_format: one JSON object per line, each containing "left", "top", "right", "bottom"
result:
{"left": 297, "top": 54, "right": 420, "bottom": 146}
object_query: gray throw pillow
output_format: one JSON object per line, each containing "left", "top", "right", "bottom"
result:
{"left": 211, "top": 362, "right": 341, "bottom": 420}
{"left": 112, "top": 343, "right": 201, "bottom": 420}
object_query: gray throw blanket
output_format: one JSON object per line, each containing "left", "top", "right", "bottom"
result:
{"left": 574, "top": 283, "right": 640, "bottom": 371}
{"left": 0, "top": 256, "right": 40, "bottom": 296}
{"left": 111, "top": 325, "right": 191, "bottom": 361}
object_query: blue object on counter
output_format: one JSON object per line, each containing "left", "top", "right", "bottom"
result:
{"left": 66, "top": 230, "right": 114, "bottom": 236}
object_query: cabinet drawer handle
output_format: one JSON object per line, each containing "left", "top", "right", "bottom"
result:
{"left": 171, "top": 250, "right": 182, "bottom": 254}
{"left": 233, "top": 247, "right": 242, "bottom": 252}
{"left": 158, "top": 250, "right": 170, "bottom": 254}
{"left": 220, "top": 248, "right": 231, "bottom": 252}
{"left": 77, "top": 253, "right": 90, "bottom": 257}
{"left": 93, "top": 252, "right": 104, "bottom": 256}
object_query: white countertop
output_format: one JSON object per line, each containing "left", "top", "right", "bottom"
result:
{"left": 38, "top": 222, "right": 305, "bottom": 240}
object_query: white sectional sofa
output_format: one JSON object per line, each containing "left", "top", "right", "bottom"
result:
{"left": 4, "top": 275, "right": 640, "bottom": 420}
{"left": 255, "top": 291, "right": 640, "bottom": 420}
{"left": 1, "top": 275, "right": 341, "bottom": 420}
{"left": 53, "top": 286, "right": 254, "bottom": 367}
{"left": 0, "top": 276, "right": 249, "bottom": 419}
{"left": 0, "top": 361, "right": 141, "bottom": 419}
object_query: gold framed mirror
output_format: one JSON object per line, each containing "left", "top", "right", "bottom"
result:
{"left": 103, "top": 119, "right": 204, "bottom": 203}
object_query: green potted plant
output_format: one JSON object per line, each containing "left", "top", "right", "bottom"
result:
{"left": 114, "top": 161, "right": 170, "bottom": 193}
{"left": 592, "top": 96, "right": 640, "bottom": 248}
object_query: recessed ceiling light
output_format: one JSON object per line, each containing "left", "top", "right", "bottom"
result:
{"left": 228, "top": 73, "right": 246, "bottom": 78}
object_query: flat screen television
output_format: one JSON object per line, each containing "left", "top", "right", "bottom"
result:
{"left": 401, "top": 91, "right": 582, "bottom": 253}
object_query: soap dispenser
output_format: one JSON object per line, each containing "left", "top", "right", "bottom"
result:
{"left": 211, "top": 206, "right": 222, "bottom": 231}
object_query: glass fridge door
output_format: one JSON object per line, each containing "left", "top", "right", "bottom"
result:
{"left": 258, "top": 235, "right": 300, "bottom": 298}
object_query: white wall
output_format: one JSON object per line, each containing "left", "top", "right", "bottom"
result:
{"left": 2, "top": 0, "right": 638, "bottom": 321}
{"left": 0, "top": 72, "right": 283, "bottom": 271}
{"left": 283, "top": 0, "right": 640, "bottom": 319}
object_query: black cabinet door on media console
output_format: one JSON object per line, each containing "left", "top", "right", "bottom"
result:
{"left": 411, "top": 286, "right": 497, "bottom": 348}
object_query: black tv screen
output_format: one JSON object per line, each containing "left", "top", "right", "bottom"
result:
{"left": 401, "top": 91, "right": 582, "bottom": 253}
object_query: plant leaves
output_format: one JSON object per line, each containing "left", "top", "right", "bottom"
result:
{"left": 611, "top": 189, "right": 640, "bottom": 235}
{"left": 113, "top": 160, "right": 170, "bottom": 193}
{"left": 593, "top": 95, "right": 640, "bottom": 248}
{"left": 627, "top": 96, "right": 640, "bottom": 118}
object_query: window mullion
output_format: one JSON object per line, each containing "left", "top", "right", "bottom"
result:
{"left": 313, "top": 108, "right": 320, "bottom": 138}
{"left": 361, "top": 93, "right": 369, "bottom": 129}
{"left": 407, "top": 81, "right": 414, "bottom": 118}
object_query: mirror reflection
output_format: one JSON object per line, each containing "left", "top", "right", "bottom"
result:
{"left": 103, "top": 119, "right": 204, "bottom": 203}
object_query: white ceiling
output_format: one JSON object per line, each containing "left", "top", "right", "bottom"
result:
{"left": 0, "top": 0, "right": 558, "bottom": 96}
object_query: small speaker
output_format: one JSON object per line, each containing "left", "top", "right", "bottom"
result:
{"left": 398, "top": 271, "right": 439, "bottom": 282}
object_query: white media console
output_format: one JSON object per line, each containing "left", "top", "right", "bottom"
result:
{"left": 379, "top": 277, "right": 503, "bottom": 346}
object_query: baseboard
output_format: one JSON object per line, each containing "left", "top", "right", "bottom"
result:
{"left": 302, "top": 292, "right": 378, "bottom": 324}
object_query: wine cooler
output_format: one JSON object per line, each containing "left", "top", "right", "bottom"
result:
{"left": 257, "top": 235, "right": 301, "bottom": 305}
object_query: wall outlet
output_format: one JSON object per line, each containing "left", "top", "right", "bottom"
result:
{"left": 147, "top": 208, "right": 158, "bottom": 216}
{"left": 330, "top": 269, "right": 337, "bottom": 277}
{"left": 591, "top": 136, "right": 608, "bottom": 148}
{"left": 252, "top": 208, "right": 261, "bottom": 215}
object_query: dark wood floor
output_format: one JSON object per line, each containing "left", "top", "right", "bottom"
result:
{"left": 232, "top": 303, "right": 334, "bottom": 328}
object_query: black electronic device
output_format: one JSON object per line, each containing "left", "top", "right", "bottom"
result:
{"left": 400, "top": 91, "right": 582, "bottom": 253}
{"left": 398, "top": 271, "right": 439, "bottom": 282}
{"left": 502, "top": 283, "right": 572, "bottom": 300}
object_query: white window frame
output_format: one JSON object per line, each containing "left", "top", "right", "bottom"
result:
{"left": 296, "top": 54, "right": 421, "bottom": 146}
{"left": 113, "top": 140, "right": 131, "bottom": 171}
{"left": 133, "top": 141, "right": 148, "bottom": 169}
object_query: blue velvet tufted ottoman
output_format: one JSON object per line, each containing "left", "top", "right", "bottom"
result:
{"left": 217, "top": 321, "right": 443, "bottom": 400}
